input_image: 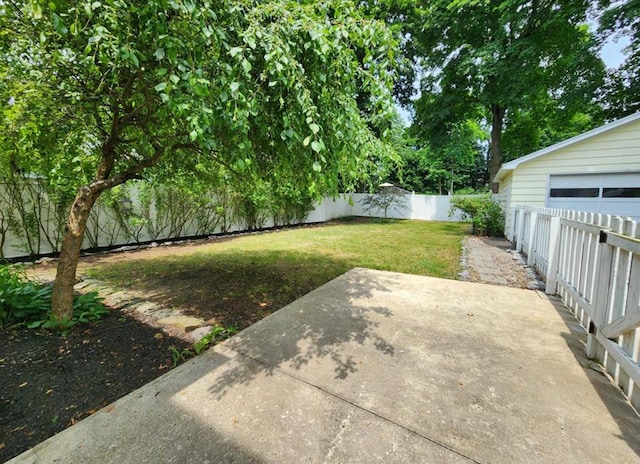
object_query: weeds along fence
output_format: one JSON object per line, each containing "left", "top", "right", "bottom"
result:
{"left": 0, "top": 181, "right": 460, "bottom": 260}
{"left": 511, "top": 205, "right": 640, "bottom": 411}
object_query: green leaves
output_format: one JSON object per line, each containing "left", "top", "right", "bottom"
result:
{"left": 405, "top": 0, "right": 603, "bottom": 182}
{"left": 3, "top": 0, "right": 399, "bottom": 218}
{"left": 0, "top": 264, "right": 106, "bottom": 330}
{"left": 450, "top": 194, "right": 504, "bottom": 236}
{"left": 51, "top": 13, "right": 68, "bottom": 35}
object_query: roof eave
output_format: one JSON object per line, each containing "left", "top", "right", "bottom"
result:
{"left": 494, "top": 166, "right": 513, "bottom": 183}
{"left": 493, "top": 111, "right": 640, "bottom": 182}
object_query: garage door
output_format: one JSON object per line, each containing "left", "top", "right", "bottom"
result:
{"left": 546, "top": 172, "right": 640, "bottom": 219}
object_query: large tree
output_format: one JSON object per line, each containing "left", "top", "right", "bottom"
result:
{"left": 501, "top": 97, "right": 603, "bottom": 162}
{"left": 599, "top": 0, "right": 640, "bottom": 118}
{"left": 391, "top": 0, "right": 604, "bottom": 186}
{"left": 0, "top": 0, "right": 398, "bottom": 322}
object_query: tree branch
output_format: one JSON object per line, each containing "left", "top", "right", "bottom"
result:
{"left": 94, "top": 98, "right": 120, "bottom": 181}
{"left": 88, "top": 141, "right": 198, "bottom": 193}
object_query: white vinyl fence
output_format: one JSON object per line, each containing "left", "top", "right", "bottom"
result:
{"left": 349, "top": 192, "right": 463, "bottom": 221}
{"left": 1, "top": 184, "right": 459, "bottom": 260}
{"left": 512, "top": 205, "right": 640, "bottom": 411}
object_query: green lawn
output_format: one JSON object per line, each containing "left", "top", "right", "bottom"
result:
{"left": 88, "top": 219, "right": 468, "bottom": 329}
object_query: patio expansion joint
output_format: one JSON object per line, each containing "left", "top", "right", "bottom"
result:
{"left": 228, "top": 346, "right": 486, "bottom": 464}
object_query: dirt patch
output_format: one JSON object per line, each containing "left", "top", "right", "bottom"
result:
{"left": 0, "top": 310, "right": 190, "bottom": 462}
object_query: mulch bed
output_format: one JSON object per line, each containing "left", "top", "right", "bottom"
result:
{"left": 0, "top": 309, "right": 191, "bottom": 463}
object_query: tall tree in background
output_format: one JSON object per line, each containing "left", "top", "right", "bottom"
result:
{"left": 599, "top": 0, "right": 640, "bottom": 118}
{"left": 411, "top": 93, "right": 487, "bottom": 194}
{"left": 406, "top": 0, "right": 604, "bottom": 186}
{"left": 0, "top": 0, "right": 398, "bottom": 322}
{"left": 387, "top": 120, "right": 487, "bottom": 194}
{"left": 387, "top": 143, "right": 433, "bottom": 193}
{"left": 501, "top": 93, "right": 603, "bottom": 161}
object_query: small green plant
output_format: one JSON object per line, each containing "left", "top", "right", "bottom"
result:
{"left": 169, "top": 325, "right": 238, "bottom": 367}
{"left": 72, "top": 292, "right": 108, "bottom": 322}
{"left": 0, "top": 263, "right": 107, "bottom": 330}
{"left": 0, "top": 265, "right": 50, "bottom": 328}
{"left": 27, "top": 291, "right": 107, "bottom": 331}
{"left": 193, "top": 325, "right": 238, "bottom": 354}
{"left": 169, "top": 345, "right": 192, "bottom": 367}
{"left": 450, "top": 194, "right": 505, "bottom": 237}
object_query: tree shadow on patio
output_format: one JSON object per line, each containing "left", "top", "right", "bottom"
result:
{"left": 204, "top": 267, "right": 398, "bottom": 398}
{"left": 549, "top": 295, "right": 640, "bottom": 457}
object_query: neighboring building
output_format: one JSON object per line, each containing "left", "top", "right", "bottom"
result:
{"left": 495, "top": 112, "right": 640, "bottom": 234}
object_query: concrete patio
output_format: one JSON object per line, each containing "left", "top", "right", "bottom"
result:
{"left": 10, "top": 268, "right": 640, "bottom": 463}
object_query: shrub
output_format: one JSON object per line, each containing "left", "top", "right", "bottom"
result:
{"left": 450, "top": 194, "right": 505, "bottom": 237}
{"left": 0, "top": 264, "right": 107, "bottom": 330}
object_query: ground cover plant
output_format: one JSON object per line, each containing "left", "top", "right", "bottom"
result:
{"left": 1, "top": 218, "right": 467, "bottom": 461}
{"left": 0, "top": 264, "right": 107, "bottom": 330}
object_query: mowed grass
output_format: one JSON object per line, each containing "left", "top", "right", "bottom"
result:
{"left": 88, "top": 219, "right": 469, "bottom": 329}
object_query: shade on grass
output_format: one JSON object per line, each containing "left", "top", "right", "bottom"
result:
{"left": 88, "top": 219, "right": 469, "bottom": 329}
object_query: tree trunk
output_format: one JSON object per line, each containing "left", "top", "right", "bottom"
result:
{"left": 50, "top": 186, "right": 98, "bottom": 322}
{"left": 489, "top": 103, "right": 506, "bottom": 192}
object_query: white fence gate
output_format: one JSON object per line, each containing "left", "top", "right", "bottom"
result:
{"left": 512, "top": 205, "right": 640, "bottom": 411}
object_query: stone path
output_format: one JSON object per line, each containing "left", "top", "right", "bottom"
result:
{"left": 461, "top": 236, "right": 545, "bottom": 290}
{"left": 83, "top": 278, "right": 216, "bottom": 342}
{"left": 32, "top": 270, "right": 212, "bottom": 342}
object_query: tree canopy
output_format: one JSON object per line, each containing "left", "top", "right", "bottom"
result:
{"left": 599, "top": 0, "right": 640, "bottom": 118}
{"left": 0, "top": 0, "right": 399, "bottom": 321}
{"left": 366, "top": 0, "right": 606, "bottom": 187}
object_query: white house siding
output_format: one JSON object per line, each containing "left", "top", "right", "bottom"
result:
{"left": 497, "top": 172, "right": 513, "bottom": 231}
{"left": 502, "top": 117, "right": 640, "bottom": 234}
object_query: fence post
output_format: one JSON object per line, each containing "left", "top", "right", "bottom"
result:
{"left": 410, "top": 191, "right": 415, "bottom": 220}
{"left": 587, "top": 230, "right": 614, "bottom": 359}
{"left": 516, "top": 208, "right": 526, "bottom": 252}
{"left": 527, "top": 211, "right": 539, "bottom": 265}
{"left": 545, "top": 216, "right": 561, "bottom": 295}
